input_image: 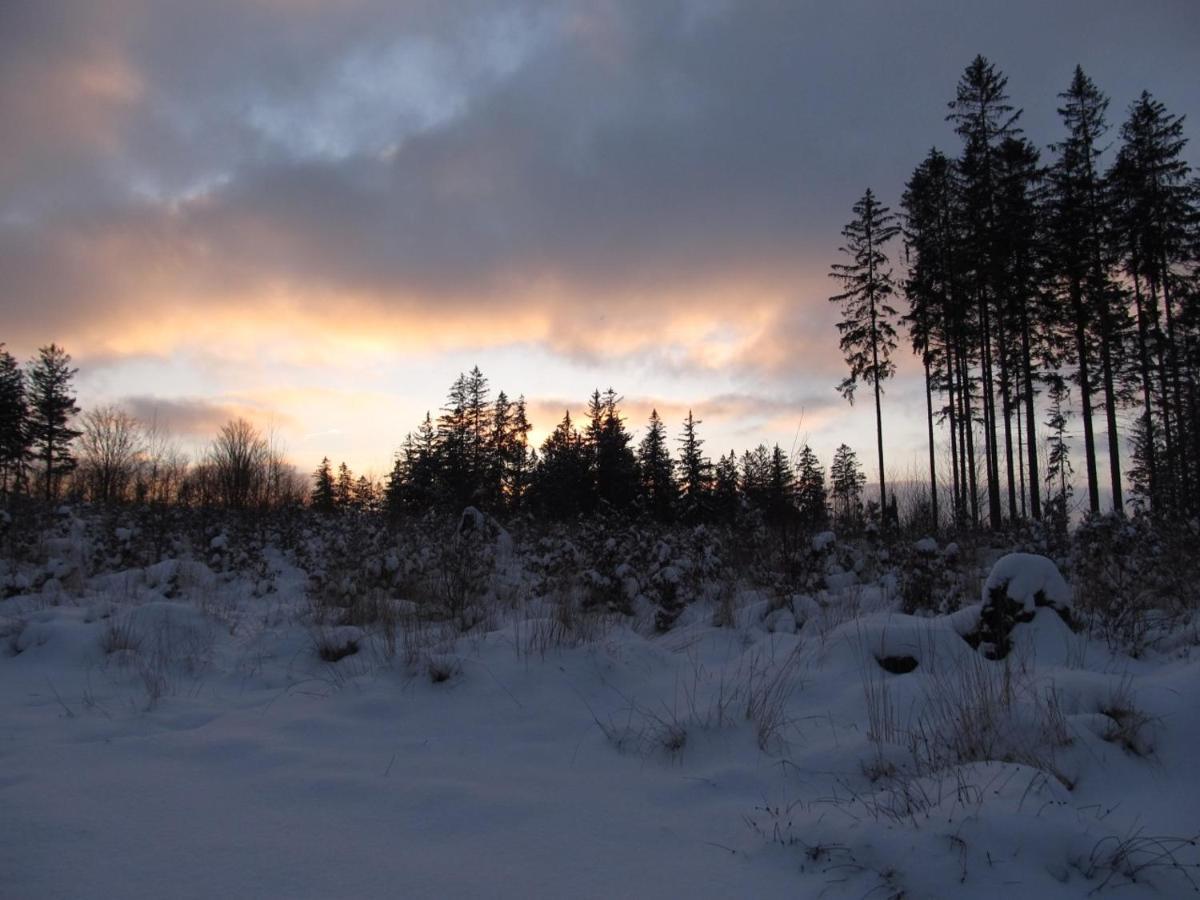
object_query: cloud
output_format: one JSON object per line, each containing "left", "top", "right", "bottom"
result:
{"left": 118, "top": 395, "right": 295, "bottom": 440}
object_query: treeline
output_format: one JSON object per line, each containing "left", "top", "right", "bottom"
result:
{"left": 0, "top": 343, "right": 309, "bottom": 510}
{"left": 0, "top": 346, "right": 874, "bottom": 530}
{"left": 829, "top": 56, "right": 1200, "bottom": 529}
{"left": 381, "top": 367, "right": 872, "bottom": 529}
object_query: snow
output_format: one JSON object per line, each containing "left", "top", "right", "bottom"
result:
{"left": 811, "top": 531, "right": 836, "bottom": 552}
{"left": 984, "top": 552, "right": 1073, "bottom": 613}
{"left": 914, "top": 536, "right": 938, "bottom": 554}
{"left": 1, "top": 520, "right": 1197, "bottom": 898}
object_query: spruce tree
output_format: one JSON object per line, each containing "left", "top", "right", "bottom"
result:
{"left": 26, "top": 344, "right": 81, "bottom": 501}
{"left": 676, "top": 411, "right": 712, "bottom": 522}
{"left": 311, "top": 457, "right": 335, "bottom": 512}
{"left": 1046, "top": 66, "right": 1127, "bottom": 514}
{"left": 534, "top": 411, "right": 589, "bottom": 519}
{"left": 712, "top": 452, "right": 740, "bottom": 523}
{"left": 0, "top": 345, "right": 30, "bottom": 495}
{"left": 948, "top": 55, "right": 1022, "bottom": 528}
{"left": 794, "top": 444, "right": 828, "bottom": 529}
{"left": 829, "top": 188, "right": 900, "bottom": 519}
{"left": 830, "top": 444, "right": 865, "bottom": 527}
{"left": 335, "top": 462, "right": 354, "bottom": 508}
{"left": 1109, "top": 92, "right": 1199, "bottom": 513}
{"left": 637, "top": 409, "right": 676, "bottom": 521}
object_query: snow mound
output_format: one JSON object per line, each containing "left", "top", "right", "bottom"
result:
{"left": 983, "top": 553, "right": 1072, "bottom": 614}
{"left": 811, "top": 531, "right": 836, "bottom": 552}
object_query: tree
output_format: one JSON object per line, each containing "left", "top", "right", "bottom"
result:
{"left": 1047, "top": 66, "right": 1127, "bottom": 514}
{"left": 637, "top": 409, "right": 676, "bottom": 521}
{"left": 830, "top": 444, "right": 865, "bottom": 527}
{"left": 77, "top": 405, "right": 143, "bottom": 504}
{"left": 1109, "top": 91, "right": 1199, "bottom": 514}
{"left": 353, "top": 475, "right": 377, "bottom": 512}
{"left": 676, "top": 411, "right": 712, "bottom": 522}
{"left": 712, "top": 452, "right": 740, "bottom": 522}
{"left": 586, "top": 388, "right": 637, "bottom": 512}
{"left": 829, "top": 188, "right": 900, "bottom": 519}
{"left": 26, "top": 343, "right": 81, "bottom": 501}
{"left": 533, "top": 411, "right": 590, "bottom": 519}
{"left": 947, "top": 55, "right": 1023, "bottom": 529}
{"left": 1043, "top": 374, "right": 1074, "bottom": 534}
{"left": 795, "top": 444, "right": 828, "bottom": 529}
{"left": 0, "top": 344, "right": 30, "bottom": 495}
{"left": 208, "top": 418, "right": 269, "bottom": 509}
{"left": 335, "top": 461, "right": 354, "bottom": 508}
{"left": 311, "top": 457, "right": 335, "bottom": 512}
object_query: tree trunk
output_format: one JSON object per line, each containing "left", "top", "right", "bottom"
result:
{"left": 1072, "top": 280, "right": 1101, "bottom": 514}
{"left": 924, "top": 355, "right": 938, "bottom": 530}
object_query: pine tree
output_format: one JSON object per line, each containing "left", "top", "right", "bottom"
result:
{"left": 676, "top": 411, "right": 712, "bottom": 522}
{"left": 712, "top": 452, "right": 740, "bottom": 523}
{"left": 637, "top": 409, "right": 676, "bottom": 521}
{"left": 353, "top": 475, "right": 376, "bottom": 512}
{"left": 739, "top": 445, "right": 772, "bottom": 513}
{"left": 534, "top": 411, "right": 590, "bottom": 519}
{"left": 0, "top": 345, "right": 30, "bottom": 495}
{"left": 902, "top": 148, "right": 977, "bottom": 526}
{"left": 26, "top": 344, "right": 81, "bottom": 501}
{"left": 830, "top": 444, "right": 865, "bottom": 527}
{"left": 994, "top": 135, "right": 1047, "bottom": 522}
{"left": 335, "top": 462, "right": 354, "bottom": 508}
{"left": 1044, "top": 374, "right": 1074, "bottom": 534}
{"left": 765, "top": 445, "right": 796, "bottom": 526}
{"left": 1109, "top": 91, "right": 1199, "bottom": 514}
{"left": 829, "top": 188, "right": 900, "bottom": 519}
{"left": 586, "top": 388, "right": 637, "bottom": 512}
{"left": 311, "top": 457, "right": 335, "bottom": 512}
{"left": 948, "top": 55, "right": 1023, "bottom": 529}
{"left": 794, "top": 444, "right": 828, "bottom": 529}
{"left": 506, "top": 396, "right": 534, "bottom": 511}
{"left": 1046, "top": 66, "right": 1129, "bottom": 515}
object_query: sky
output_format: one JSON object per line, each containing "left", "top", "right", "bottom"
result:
{"left": 1, "top": 0, "right": 1197, "bottom": 479}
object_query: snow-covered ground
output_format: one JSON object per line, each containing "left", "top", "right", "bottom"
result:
{"left": 2, "top": 513, "right": 1198, "bottom": 899}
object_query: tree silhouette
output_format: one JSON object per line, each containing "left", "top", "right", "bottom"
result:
{"left": 830, "top": 188, "right": 900, "bottom": 519}
{"left": 26, "top": 344, "right": 81, "bottom": 501}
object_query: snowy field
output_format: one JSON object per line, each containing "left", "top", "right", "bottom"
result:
{"left": 2, "top": 511, "right": 1198, "bottom": 899}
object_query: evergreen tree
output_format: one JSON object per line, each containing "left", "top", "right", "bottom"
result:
{"left": 1046, "top": 66, "right": 1127, "bottom": 514}
{"left": 353, "top": 475, "right": 376, "bottom": 512}
{"left": 676, "top": 411, "right": 712, "bottom": 522}
{"left": 794, "top": 444, "right": 828, "bottom": 529}
{"left": 765, "top": 444, "right": 796, "bottom": 526}
{"left": 830, "top": 443, "right": 865, "bottom": 527}
{"left": 994, "top": 135, "right": 1047, "bottom": 522}
{"left": 311, "top": 457, "right": 335, "bottom": 512}
{"left": 948, "top": 55, "right": 1023, "bottom": 529}
{"left": 712, "top": 452, "right": 740, "bottom": 523}
{"left": 829, "top": 188, "right": 900, "bottom": 519}
{"left": 0, "top": 345, "right": 30, "bottom": 495}
{"left": 26, "top": 344, "right": 81, "bottom": 501}
{"left": 1109, "top": 91, "right": 1199, "bottom": 514}
{"left": 586, "top": 388, "right": 637, "bottom": 512}
{"left": 637, "top": 409, "right": 676, "bottom": 521}
{"left": 335, "top": 462, "right": 354, "bottom": 508}
{"left": 739, "top": 444, "right": 772, "bottom": 513}
{"left": 901, "top": 148, "right": 978, "bottom": 526}
{"left": 533, "top": 411, "right": 590, "bottom": 519}
{"left": 1044, "top": 374, "right": 1074, "bottom": 534}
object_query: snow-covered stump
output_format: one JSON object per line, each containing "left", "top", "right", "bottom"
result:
{"left": 972, "top": 553, "right": 1074, "bottom": 659}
